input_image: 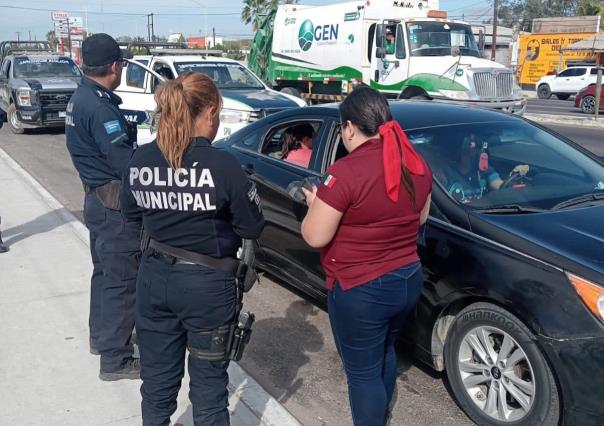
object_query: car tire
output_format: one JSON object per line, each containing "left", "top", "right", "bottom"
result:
{"left": 537, "top": 85, "right": 551, "bottom": 99}
{"left": 556, "top": 94, "right": 570, "bottom": 100}
{"left": 581, "top": 95, "right": 597, "bottom": 114}
{"left": 7, "top": 103, "right": 25, "bottom": 135}
{"left": 444, "top": 302, "right": 560, "bottom": 426}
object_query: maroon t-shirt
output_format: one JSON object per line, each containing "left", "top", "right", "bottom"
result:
{"left": 316, "top": 138, "right": 432, "bottom": 291}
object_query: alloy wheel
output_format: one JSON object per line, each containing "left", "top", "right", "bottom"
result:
{"left": 581, "top": 96, "right": 596, "bottom": 114}
{"left": 457, "top": 326, "right": 535, "bottom": 422}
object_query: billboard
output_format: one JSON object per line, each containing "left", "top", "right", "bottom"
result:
{"left": 532, "top": 16, "right": 601, "bottom": 34}
{"left": 517, "top": 33, "right": 598, "bottom": 89}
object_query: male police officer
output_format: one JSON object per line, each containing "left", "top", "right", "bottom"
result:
{"left": 66, "top": 33, "right": 141, "bottom": 381}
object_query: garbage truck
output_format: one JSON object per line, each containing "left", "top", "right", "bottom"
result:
{"left": 248, "top": 0, "right": 527, "bottom": 114}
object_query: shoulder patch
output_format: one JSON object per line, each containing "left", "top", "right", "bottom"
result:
{"left": 103, "top": 120, "right": 121, "bottom": 134}
{"left": 322, "top": 173, "right": 337, "bottom": 188}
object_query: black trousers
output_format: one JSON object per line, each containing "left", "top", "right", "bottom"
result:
{"left": 83, "top": 192, "right": 140, "bottom": 372}
{"left": 137, "top": 249, "right": 237, "bottom": 426}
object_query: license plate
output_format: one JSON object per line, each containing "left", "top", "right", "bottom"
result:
{"left": 59, "top": 111, "right": 66, "bottom": 118}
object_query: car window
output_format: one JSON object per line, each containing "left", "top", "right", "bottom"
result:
{"left": 395, "top": 24, "right": 406, "bottom": 59}
{"left": 558, "top": 68, "right": 575, "bottom": 77}
{"left": 174, "top": 61, "right": 264, "bottom": 89}
{"left": 573, "top": 68, "right": 587, "bottom": 76}
{"left": 261, "top": 120, "right": 323, "bottom": 169}
{"left": 403, "top": 120, "right": 604, "bottom": 209}
{"left": 126, "top": 62, "right": 147, "bottom": 88}
{"left": 13, "top": 57, "right": 81, "bottom": 78}
{"left": 591, "top": 68, "right": 601, "bottom": 75}
{"left": 1, "top": 60, "right": 10, "bottom": 78}
{"left": 153, "top": 62, "right": 175, "bottom": 80}
{"left": 234, "top": 128, "right": 264, "bottom": 151}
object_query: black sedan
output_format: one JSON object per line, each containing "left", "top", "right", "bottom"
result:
{"left": 215, "top": 102, "right": 604, "bottom": 426}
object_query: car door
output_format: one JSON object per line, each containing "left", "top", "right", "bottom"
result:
{"left": 115, "top": 60, "right": 165, "bottom": 145}
{"left": 233, "top": 115, "right": 333, "bottom": 296}
{"left": 0, "top": 58, "right": 11, "bottom": 111}
{"left": 554, "top": 68, "right": 585, "bottom": 93}
{"left": 566, "top": 67, "right": 588, "bottom": 92}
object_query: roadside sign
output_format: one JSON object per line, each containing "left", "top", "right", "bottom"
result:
{"left": 70, "top": 34, "right": 84, "bottom": 41}
{"left": 51, "top": 11, "right": 69, "bottom": 21}
{"left": 69, "top": 17, "right": 83, "bottom": 27}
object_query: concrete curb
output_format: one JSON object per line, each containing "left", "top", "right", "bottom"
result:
{"left": 524, "top": 113, "right": 604, "bottom": 129}
{"left": 0, "top": 147, "right": 302, "bottom": 426}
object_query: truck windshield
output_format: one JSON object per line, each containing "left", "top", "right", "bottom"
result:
{"left": 407, "top": 21, "right": 480, "bottom": 57}
{"left": 14, "top": 57, "right": 81, "bottom": 78}
{"left": 174, "top": 62, "right": 264, "bottom": 89}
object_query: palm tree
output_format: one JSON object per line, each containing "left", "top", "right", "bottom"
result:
{"left": 241, "top": 0, "right": 297, "bottom": 31}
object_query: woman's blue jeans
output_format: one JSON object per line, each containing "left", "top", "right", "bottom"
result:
{"left": 328, "top": 262, "right": 424, "bottom": 426}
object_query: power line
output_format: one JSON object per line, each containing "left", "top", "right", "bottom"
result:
{"left": 0, "top": 4, "right": 240, "bottom": 16}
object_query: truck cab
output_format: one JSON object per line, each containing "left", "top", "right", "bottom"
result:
{"left": 116, "top": 48, "right": 306, "bottom": 145}
{"left": 0, "top": 41, "right": 81, "bottom": 134}
{"left": 250, "top": 1, "right": 526, "bottom": 114}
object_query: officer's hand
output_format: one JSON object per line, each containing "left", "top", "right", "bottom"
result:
{"left": 512, "top": 164, "right": 530, "bottom": 176}
{"left": 301, "top": 185, "right": 318, "bottom": 207}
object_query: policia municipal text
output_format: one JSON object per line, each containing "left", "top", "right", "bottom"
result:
{"left": 65, "top": 34, "right": 141, "bottom": 380}
{"left": 121, "top": 72, "right": 264, "bottom": 425}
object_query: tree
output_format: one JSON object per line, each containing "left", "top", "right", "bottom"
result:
{"left": 497, "top": 0, "right": 590, "bottom": 32}
{"left": 577, "top": 0, "right": 603, "bottom": 16}
{"left": 241, "top": 0, "right": 297, "bottom": 31}
{"left": 46, "top": 30, "right": 58, "bottom": 50}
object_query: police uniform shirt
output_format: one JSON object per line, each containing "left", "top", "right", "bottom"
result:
{"left": 121, "top": 137, "right": 265, "bottom": 258}
{"left": 65, "top": 77, "right": 134, "bottom": 187}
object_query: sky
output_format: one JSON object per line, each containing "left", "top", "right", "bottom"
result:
{"left": 0, "top": 0, "right": 492, "bottom": 42}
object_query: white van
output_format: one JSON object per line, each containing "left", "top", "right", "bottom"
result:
{"left": 116, "top": 53, "right": 306, "bottom": 145}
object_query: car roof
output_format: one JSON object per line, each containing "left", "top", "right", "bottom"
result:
{"left": 142, "top": 55, "right": 239, "bottom": 64}
{"left": 14, "top": 55, "right": 72, "bottom": 61}
{"left": 298, "top": 101, "right": 519, "bottom": 130}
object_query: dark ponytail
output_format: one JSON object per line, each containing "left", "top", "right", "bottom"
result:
{"left": 339, "top": 87, "right": 417, "bottom": 208}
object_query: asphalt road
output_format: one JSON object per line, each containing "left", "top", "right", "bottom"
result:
{"left": 0, "top": 124, "right": 471, "bottom": 425}
{"left": 526, "top": 97, "right": 587, "bottom": 118}
{"left": 0, "top": 121, "right": 601, "bottom": 426}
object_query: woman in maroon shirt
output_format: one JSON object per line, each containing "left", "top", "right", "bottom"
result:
{"left": 301, "top": 87, "right": 432, "bottom": 426}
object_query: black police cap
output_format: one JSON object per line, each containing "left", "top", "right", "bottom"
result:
{"left": 82, "top": 33, "right": 125, "bottom": 67}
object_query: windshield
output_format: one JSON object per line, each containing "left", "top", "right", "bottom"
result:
{"left": 14, "top": 57, "right": 81, "bottom": 78}
{"left": 405, "top": 121, "right": 604, "bottom": 210}
{"left": 407, "top": 21, "right": 480, "bottom": 57}
{"left": 174, "top": 62, "right": 264, "bottom": 89}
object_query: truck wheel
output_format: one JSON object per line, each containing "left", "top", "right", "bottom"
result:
{"left": 280, "top": 87, "right": 301, "bottom": 98}
{"left": 581, "top": 95, "right": 596, "bottom": 114}
{"left": 556, "top": 93, "right": 570, "bottom": 100}
{"left": 7, "top": 104, "right": 25, "bottom": 135}
{"left": 537, "top": 84, "right": 551, "bottom": 99}
{"left": 444, "top": 302, "right": 560, "bottom": 426}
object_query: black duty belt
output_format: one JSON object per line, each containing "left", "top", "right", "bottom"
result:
{"left": 148, "top": 238, "right": 240, "bottom": 275}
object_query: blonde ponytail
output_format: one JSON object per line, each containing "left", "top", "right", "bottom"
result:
{"left": 154, "top": 72, "right": 221, "bottom": 170}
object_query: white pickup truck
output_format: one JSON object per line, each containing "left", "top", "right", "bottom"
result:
{"left": 116, "top": 53, "right": 306, "bottom": 145}
{"left": 536, "top": 66, "right": 600, "bottom": 100}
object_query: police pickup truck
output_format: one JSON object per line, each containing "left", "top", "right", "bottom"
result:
{"left": 0, "top": 41, "right": 81, "bottom": 134}
{"left": 116, "top": 45, "right": 306, "bottom": 144}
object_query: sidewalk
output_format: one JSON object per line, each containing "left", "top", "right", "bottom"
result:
{"left": 0, "top": 148, "right": 301, "bottom": 426}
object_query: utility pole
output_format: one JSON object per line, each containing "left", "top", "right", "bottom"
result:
{"left": 213, "top": 27, "right": 216, "bottom": 49}
{"left": 29, "top": 30, "right": 31, "bottom": 41}
{"left": 147, "top": 13, "right": 154, "bottom": 42}
{"left": 491, "top": 0, "right": 499, "bottom": 62}
{"left": 16, "top": 32, "right": 21, "bottom": 42}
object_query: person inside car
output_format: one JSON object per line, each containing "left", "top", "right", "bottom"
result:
{"left": 385, "top": 27, "right": 396, "bottom": 55}
{"left": 445, "top": 134, "right": 529, "bottom": 202}
{"left": 282, "top": 123, "right": 314, "bottom": 168}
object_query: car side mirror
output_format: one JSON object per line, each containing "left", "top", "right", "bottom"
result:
{"left": 376, "top": 47, "right": 386, "bottom": 59}
{"left": 451, "top": 46, "right": 461, "bottom": 57}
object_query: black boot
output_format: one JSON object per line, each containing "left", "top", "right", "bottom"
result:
{"left": 0, "top": 232, "right": 8, "bottom": 253}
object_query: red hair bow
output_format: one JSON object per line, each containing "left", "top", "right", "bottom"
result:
{"left": 379, "top": 120, "right": 425, "bottom": 202}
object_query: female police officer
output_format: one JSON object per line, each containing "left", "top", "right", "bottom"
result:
{"left": 121, "top": 72, "right": 264, "bottom": 425}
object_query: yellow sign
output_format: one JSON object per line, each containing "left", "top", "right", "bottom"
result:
{"left": 517, "top": 33, "right": 597, "bottom": 88}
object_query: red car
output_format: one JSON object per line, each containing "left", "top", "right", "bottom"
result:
{"left": 575, "top": 84, "right": 604, "bottom": 114}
